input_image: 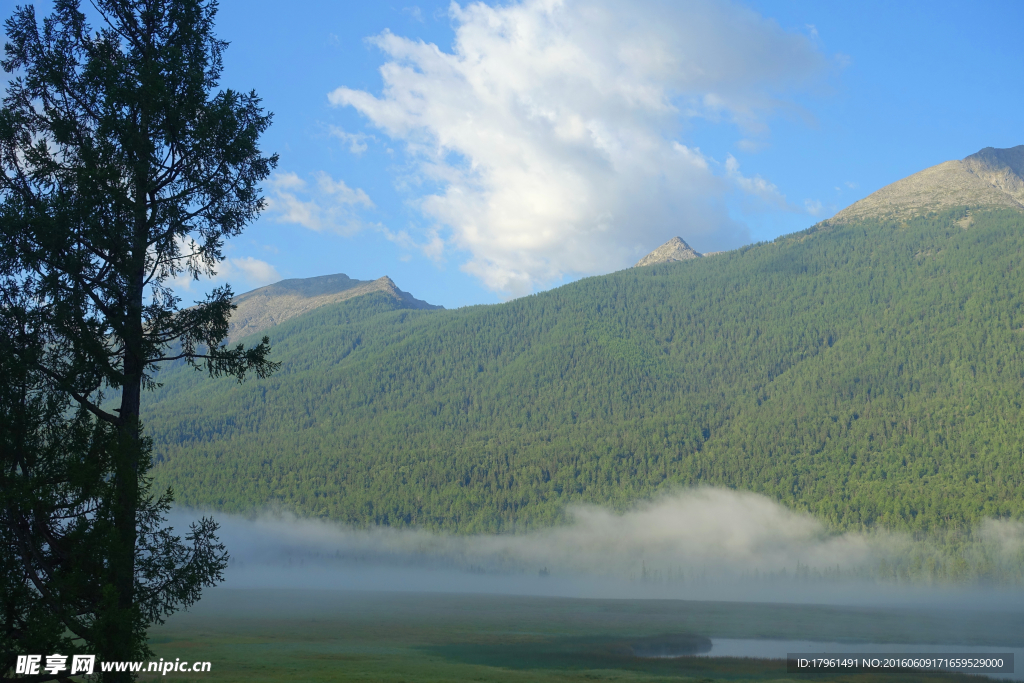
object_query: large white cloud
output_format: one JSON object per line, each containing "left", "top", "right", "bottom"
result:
{"left": 330, "top": 0, "right": 824, "bottom": 296}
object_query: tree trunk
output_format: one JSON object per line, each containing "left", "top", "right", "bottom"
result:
{"left": 101, "top": 142, "right": 150, "bottom": 677}
{"left": 103, "top": 263, "right": 145, "bottom": 682}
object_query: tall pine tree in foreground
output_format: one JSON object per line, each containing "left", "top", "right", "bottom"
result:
{"left": 0, "top": 0, "right": 277, "bottom": 678}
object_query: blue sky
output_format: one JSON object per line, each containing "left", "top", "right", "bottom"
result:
{"left": 30, "top": 0, "right": 1024, "bottom": 308}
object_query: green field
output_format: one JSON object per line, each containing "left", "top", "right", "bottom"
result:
{"left": 143, "top": 589, "right": 1022, "bottom": 682}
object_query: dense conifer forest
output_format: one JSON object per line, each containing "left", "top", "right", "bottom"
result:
{"left": 144, "top": 208, "right": 1024, "bottom": 534}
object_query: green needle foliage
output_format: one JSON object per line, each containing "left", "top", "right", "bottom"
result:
{"left": 0, "top": 0, "right": 277, "bottom": 679}
{"left": 0, "top": 321, "right": 228, "bottom": 681}
{"left": 145, "top": 208, "right": 1024, "bottom": 536}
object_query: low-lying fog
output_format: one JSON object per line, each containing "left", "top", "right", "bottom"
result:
{"left": 166, "top": 488, "right": 1024, "bottom": 608}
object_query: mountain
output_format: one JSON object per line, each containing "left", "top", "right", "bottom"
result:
{"left": 829, "top": 145, "right": 1024, "bottom": 225}
{"left": 225, "top": 273, "right": 440, "bottom": 343}
{"left": 634, "top": 237, "right": 701, "bottom": 267}
{"left": 144, "top": 148, "right": 1024, "bottom": 535}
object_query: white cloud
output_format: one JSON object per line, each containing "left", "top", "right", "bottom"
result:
{"left": 219, "top": 257, "right": 281, "bottom": 288}
{"left": 725, "top": 154, "right": 790, "bottom": 209}
{"left": 330, "top": 0, "right": 824, "bottom": 296}
{"left": 263, "top": 171, "right": 442, "bottom": 258}
{"left": 736, "top": 138, "right": 769, "bottom": 153}
{"left": 166, "top": 235, "right": 281, "bottom": 292}
{"left": 164, "top": 234, "right": 208, "bottom": 292}
{"left": 329, "top": 126, "right": 371, "bottom": 154}
{"left": 804, "top": 198, "right": 824, "bottom": 216}
{"left": 265, "top": 171, "right": 373, "bottom": 235}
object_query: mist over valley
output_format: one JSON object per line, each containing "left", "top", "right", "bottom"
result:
{"left": 145, "top": 147, "right": 1024, "bottom": 677}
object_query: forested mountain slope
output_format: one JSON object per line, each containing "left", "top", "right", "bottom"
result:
{"left": 145, "top": 207, "right": 1024, "bottom": 534}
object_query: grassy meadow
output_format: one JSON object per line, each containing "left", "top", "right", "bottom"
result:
{"left": 143, "top": 589, "right": 1023, "bottom": 682}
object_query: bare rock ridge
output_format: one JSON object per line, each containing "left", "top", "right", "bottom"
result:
{"left": 226, "top": 273, "right": 441, "bottom": 343}
{"left": 634, "top": 236, "right": 702, "bottom": 267}
{"left": 829, "top": 145, "right": 1024, "bottom": 224}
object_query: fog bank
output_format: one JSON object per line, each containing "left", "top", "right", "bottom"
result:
{"left": 166, "top": 488, "right": 1024, "bottom": 607}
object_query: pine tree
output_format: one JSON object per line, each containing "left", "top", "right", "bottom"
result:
{"left": 0, "top": 0, "right": 277, "bottom": 678}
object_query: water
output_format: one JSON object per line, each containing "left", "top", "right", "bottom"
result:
{"left": 701, "top": 639, "right": 1021, "bottom": 680}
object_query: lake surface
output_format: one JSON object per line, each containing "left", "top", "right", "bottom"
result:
{"left": 701, "top": 639, "right": 1021, "bottom": 680}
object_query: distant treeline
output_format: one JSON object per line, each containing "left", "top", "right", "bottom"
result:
{"left": 145, "top": 208, "right": 1024, "bottom": 535}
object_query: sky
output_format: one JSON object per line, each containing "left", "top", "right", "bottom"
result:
{"left": 10, "top": 0, "right": 1024, "bottom": 307}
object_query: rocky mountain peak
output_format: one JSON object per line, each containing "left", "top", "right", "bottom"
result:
{"left": 829, "top": 145, "right": 1024, "bottom": 225}
{"left": 961, "top": 146, "right": 1024, "bottom": 202}
{"left": 634, "top": 236, "right": 702, "bottom": 267}
{"left": 225, "top": 273, "right": 440, "bottom": 343}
